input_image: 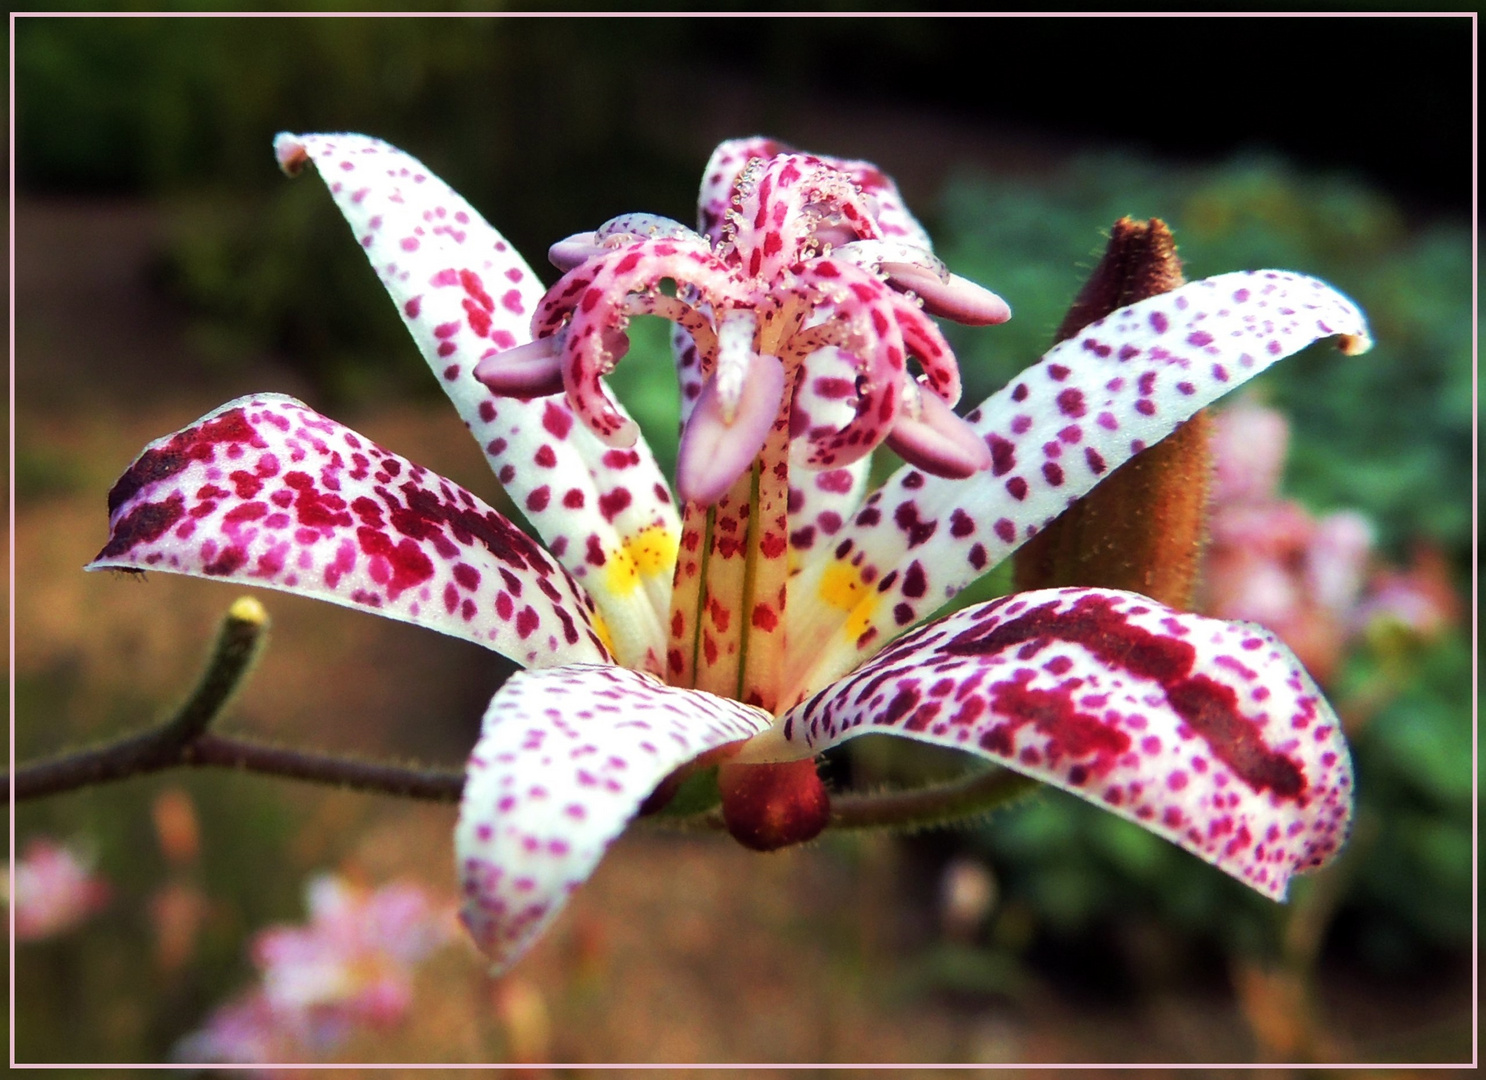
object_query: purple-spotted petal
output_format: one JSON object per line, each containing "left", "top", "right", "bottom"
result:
{"left": 277, "top": 132, "right": 681, "bottom": 671}
{"left": 764, "top": 588, "right": 1353, "bottom": 900}
{"left": 456, "top": 664, "right": 773, "bottom": 973}
{"left": 784, "top": 271, "right": 1372, "bottom": 702}
{"left": 785, "top": 461, "right": 872, "bottom": 568}
{"left": 87, "top": 395, "right": 609, "bottom": 668}
{"left": 273, "top": 131, "right": 543, "bottom": 421}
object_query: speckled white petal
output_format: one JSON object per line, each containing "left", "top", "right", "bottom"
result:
{"left": 766, "top": 588, "right": 1353, "bottom": 900}
{"left": 88, "top": 395, "right": 609, "bottom": 668}
{"left": 456, "top": 664, "right": 773, "bottom": 973}
{"left": 785, "top": 462, "right": 871, "bottom": 572}
{"left": 784, "top": 271, "right": 1372, "bottom": 703}
{"left": 275, "top": 132, "right": 678, "bottom": 673}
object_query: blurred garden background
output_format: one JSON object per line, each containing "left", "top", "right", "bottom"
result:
{"left": 11, "top": 14, "right": 1474, "bottom": 1066}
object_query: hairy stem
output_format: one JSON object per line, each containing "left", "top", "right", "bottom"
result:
{"left": 10, "top": 598, "right": 459, "bottom": 805}
{"left": 829, "top": 767, "right": 1040, "bottom": 830}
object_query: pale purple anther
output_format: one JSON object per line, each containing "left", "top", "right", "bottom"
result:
{"left": 886, "top": 266, "right": 1013, "bottom": 326}
{"left": 676, "top": 337, "right": 787, "bottom": 505}
{"left": 885, "top": 383, "right": 994, "bottom": 479}
{"left": 833, "top": 238, "right": 1013, "bottom": 327}
{"left": 471, "top": 336, "right": 565, "bottom": 399}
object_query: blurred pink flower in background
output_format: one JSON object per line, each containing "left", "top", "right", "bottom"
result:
{"left": 8, "top": 837, "right": 112, "bottom": 941}
{"left": 1352, "top": 544, "right": 1462, "bottom": 645}
{"left": 1200, "top": 400, "right": 1376, "bottom": 685}
{"left": 174, "top": 991, "right": 305, "bottom": 1068}
{"left": 1201, "top": 399, "right": 1461, "bottom": 688}
{"left": 148, "top": 787, "right": 209, "bottom": 973}
{"left": 1209, "top": 396, "right": 1291, "bottom": 505}
{"left": 176, "top": 873, "right": 456, "bottom": 1065}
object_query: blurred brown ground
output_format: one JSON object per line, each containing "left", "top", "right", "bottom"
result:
{"left": 12, "top": 197, "right": 1474, "bottom": 1066}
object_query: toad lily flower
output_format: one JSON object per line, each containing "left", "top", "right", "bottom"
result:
{"left": 90, "top": 133, "right": 1370, "bottom": 974}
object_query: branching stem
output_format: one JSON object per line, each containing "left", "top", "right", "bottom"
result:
{"left": 10, "top": 598, "right": 464, "bottom": 805}
{"left": 9, "top": 598, "right": 1040, "bottom": 835}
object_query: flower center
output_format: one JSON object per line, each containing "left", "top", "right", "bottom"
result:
{"left": 474, "top": 152, "right": 1012, "bottom": 710}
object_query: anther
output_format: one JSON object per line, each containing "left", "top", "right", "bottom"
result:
{"left": 884, "top": 385, "right": 992, "bottom": 479}
{"left": 473, "top": 336, "right": 566, "bottom": 400}
{"left": 675, "top": 349, "right": 786, "bottom": 506}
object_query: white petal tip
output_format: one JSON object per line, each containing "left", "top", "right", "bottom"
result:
{"left": 273, "top": 132, "right": 309, "bottom": 176}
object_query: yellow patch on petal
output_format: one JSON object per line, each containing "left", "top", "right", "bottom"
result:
{"left": 817, "top": 562, "right": 879, "bottom": 641}
{"left": 603, "top": 524, "right": 679, "bottom": 598}
{"left": 627, "top": 523, "right": 679, "bottom": 577}
{"left": 843, "top": 595, "right": 878, "bottom": 642}
{"left": 603, "top": 546, "right": 641, "bottom": 596}
{"left": 590, "top": 608, "right": 617, "bottom": 658}
{"left": 819, "top": 562, "right": 868, "bottom": 610}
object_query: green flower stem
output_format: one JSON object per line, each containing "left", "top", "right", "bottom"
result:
{"left": 10, "top": 597, "right": 269, "bottom": 800}
{"left": 828, "top": 768, "right": 1040, "bottom": 830}
{"left": 164, "top": 595, "right": 270, "bottom": 741}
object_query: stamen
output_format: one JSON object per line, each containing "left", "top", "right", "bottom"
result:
{"left": 675, "top": 348, "right": 786, "bottom": 506}
{"left": 884, "top": 384, "right": 992, "bottom": 479}
{"left": 472, "top": 336, "right": 566, "bottom": 399}
{"left": 790, "top": 345, "right": 898, "bottom": 471}
{"left": 624, "top": 292, "right": 718, "bottom": 361}
{"left": 886, "top": 265, "right": 1012, "bottom": 326}
{"left": 714, "top": 311, "right": 759, "bottom": 424}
